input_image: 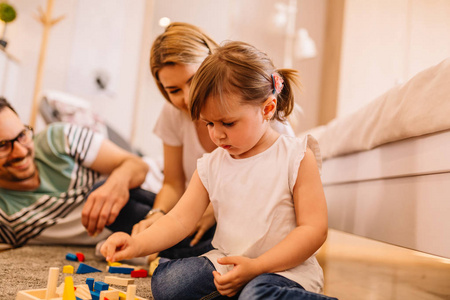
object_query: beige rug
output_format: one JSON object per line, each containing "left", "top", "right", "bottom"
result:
{"left": 0, "top": 244, "right": 152, "bottom": 299}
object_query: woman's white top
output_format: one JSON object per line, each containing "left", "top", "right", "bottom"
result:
{"left": 153, "top": 102, "right": 295, "bottom": 187}
{"left": 197, "top": 134, "right": 324, "bottom": 293}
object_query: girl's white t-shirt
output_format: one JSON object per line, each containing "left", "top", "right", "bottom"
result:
{"left": 197, "top": 134, "right": 324, "bottom": 293}
{"left": 153, "top": 102, "right": 295, "bottom": 187}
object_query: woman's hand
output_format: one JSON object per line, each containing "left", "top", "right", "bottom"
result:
{"left": 131, "top": 211, "right": 164, "bottom": 236}
{"left": 213, "top": 256, "right": 261, "bottom": 297}
{"left": 189, "top": 204, "right": 216, "bottom": 246}
{"left": 100, "top": 232, "right": 140, "bottom": 262}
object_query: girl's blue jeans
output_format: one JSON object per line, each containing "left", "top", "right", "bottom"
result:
{"left": 151, "top": 256, "right": 338, "bottom": 300}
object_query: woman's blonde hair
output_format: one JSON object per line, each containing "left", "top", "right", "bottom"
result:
{"left": 190, "top": 41, "right": 301, "bottom": 122}
{"left": 150, "top": 22, "right": 219, "bottom": 103}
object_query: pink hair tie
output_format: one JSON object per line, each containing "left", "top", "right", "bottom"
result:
{"left": 271, "top": 73, "right": 284, "bottom": 95}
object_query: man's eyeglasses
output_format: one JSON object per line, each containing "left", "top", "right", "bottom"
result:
{"left": 0, "top": 125, "right": 34, "bottom": 158}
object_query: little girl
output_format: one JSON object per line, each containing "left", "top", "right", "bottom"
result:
{"left": 101, "top": 41, "right": 337, "bottom": 300}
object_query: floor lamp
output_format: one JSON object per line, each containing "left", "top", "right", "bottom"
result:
{"left": 29, "top": 0, "right": 64, "bottom": 127}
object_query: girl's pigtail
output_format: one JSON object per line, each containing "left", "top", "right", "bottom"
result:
{"left": 273, "top": 69, "right": 301, "bottom": 122}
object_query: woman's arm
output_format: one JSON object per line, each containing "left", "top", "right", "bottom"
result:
{"left": 102, "top": 170, "right": 210, "bottom": 261}
{"left": 213, "top": 148, "right": 328, "bottom": 296}
{"left": 153, "top": 144, "right": 187, "bottom": 213}
{"left": 132, "top": 144, "right": 185, "bottom": 235}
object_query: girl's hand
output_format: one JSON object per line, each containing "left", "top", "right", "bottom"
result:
{"left": 100, "top": 232, "right": 139, "bottom": 262}
{"left": 212, "top": 256, "right": 261, "bottom": 297}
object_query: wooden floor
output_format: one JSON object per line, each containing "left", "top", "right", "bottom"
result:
{"left": 316, "top": 230, "right": 450, "bottom": 300}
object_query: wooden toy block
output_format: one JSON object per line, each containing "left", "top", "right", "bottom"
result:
{"left": 44, "top": 267, "right": 59, "bottom": 299}
{"left": 104, "top": 276, "right": 134, "bottom": 287}
{"left": 148, "top": 257, "right": 160, "bottom": 276}
{"left": 94, "top": 282, "right": 109, "bottom": 292}
{"left": 62, "top": 276, "right": 76, "bottom": 300}
{"left": 99, "top": 290, "right": 119, "bottom": 300}
{"left": 63, "top": 265, "right": 74, "bottom": 274}
{"left": 75, "top": 252, "right": 85, "bottom": 262}
{"left": 118, "top": 291, "right": 126, "bottom": 299}
{"left": 90, "top": 290, "right": 100, "bottom": 300}
{"left": 17, "top": 286, "right": 148, "bottom": 300}
{"left": 105, "top": 263, "right": 138, "bottom": 271}
{"left": 16, "top": 289, "right": 48, "bottom": 300}
{"left": 104, "top": 286, "right": 146, "bottom": 300}
{"left": 16, "top": 268, "right": 148, "bottom": 300}
{"left": 65, "top": 253, "right": 78, "bottom": 262}
{"left": 85, "top": 278, "right": 94, "bottom": 291}
{"left": 74, "top": 284, "right": 91, "bottom": 300}
{"left": 126, "top": 285, "right": 136, "bottom": 300}
{"left": 148, "top": 257, "right": 170, "bottom": 276}
{"left": 117, "top": 264, "right": 138, "bottom": 269}
{"left": 77, "top": 263, "right": 102, "bottom": 274}
{"left": 130, "top": 269, "right": 147, "bottom": 278}
{"left": 56, "top": 282, "right": 65, "bottom": 297}
{"left": 107, "top": 266, "right": 134, "bottom": 274}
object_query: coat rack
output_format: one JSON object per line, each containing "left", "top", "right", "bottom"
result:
{"left": 29, "top": 0, "right": 64, "bottom": 127}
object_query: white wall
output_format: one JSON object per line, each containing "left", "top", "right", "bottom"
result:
{"left": 407, "top": 0, "right": 450, "bottom": 77}
{"left": 294, "top": 0, "right": 327, "bottom": 133}
{"left": 65, "top": 0, "right": 146, "bottom": 140}
{"left": 337, "top": 0, "right": 450, "bottom": 117}
{"left": 5, "top": 0, "right": 146, "bottom": 139}
{"left": 6, "top": 0, "right": 78, "bottom": 122}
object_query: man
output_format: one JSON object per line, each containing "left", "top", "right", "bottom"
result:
{"left": 0, "top": 97, "right": 154, "bottom": 247}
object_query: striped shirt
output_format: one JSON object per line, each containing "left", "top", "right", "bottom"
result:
{"left": 0, "top": 123, "right": 103, "bottom": 247}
